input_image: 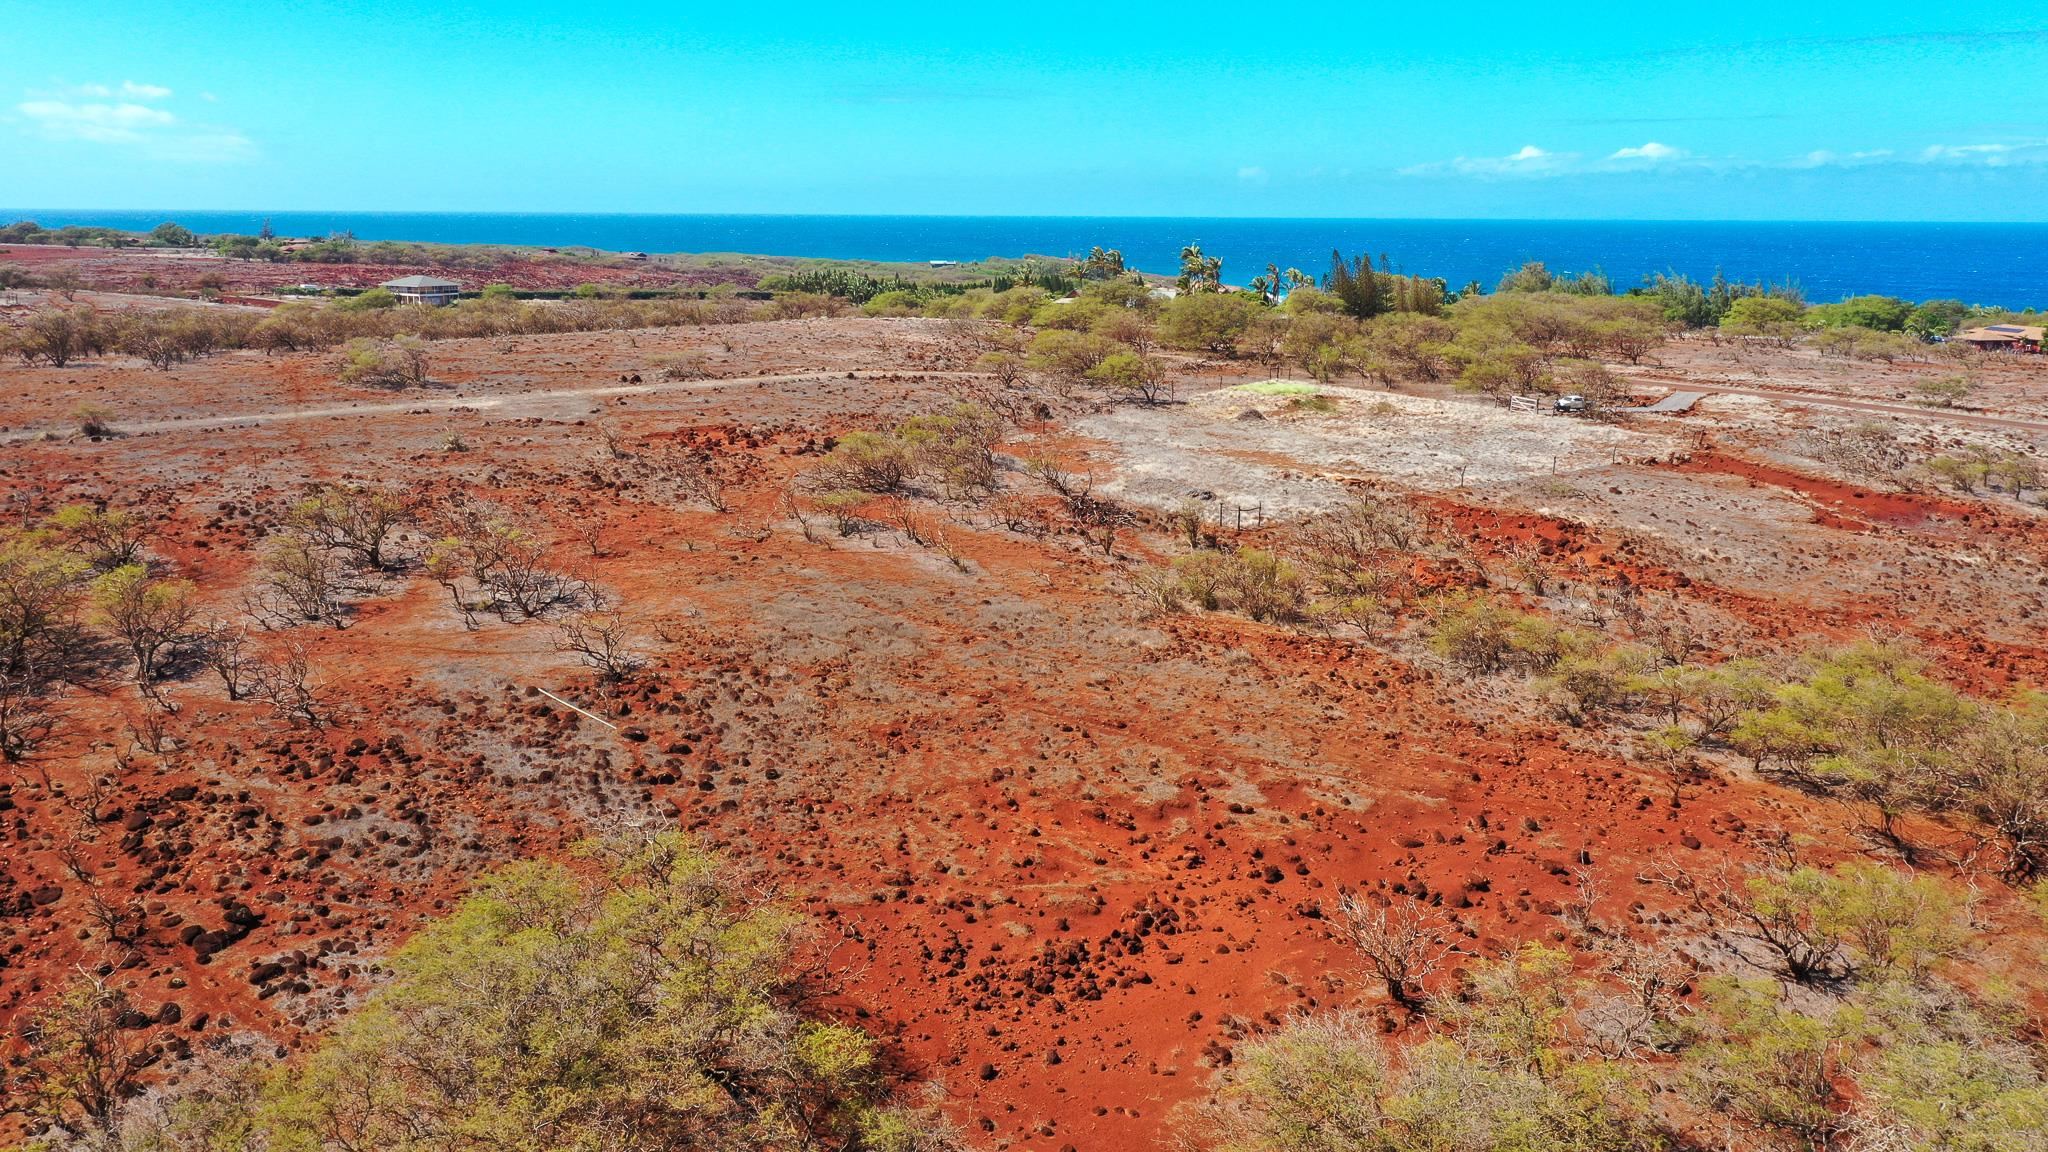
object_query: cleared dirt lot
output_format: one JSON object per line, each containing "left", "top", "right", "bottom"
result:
{"left": 1077, "top": 384, "right": 1680, "bottom": 514}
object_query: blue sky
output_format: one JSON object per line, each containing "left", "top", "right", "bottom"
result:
{"left": 3, "top": 1, "right": 2045, "bottom": 220}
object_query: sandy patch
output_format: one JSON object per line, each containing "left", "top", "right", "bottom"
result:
{"left": 1074, "top": 382, "right": 1679, "bottom": 514}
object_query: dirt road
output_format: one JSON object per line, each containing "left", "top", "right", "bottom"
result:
{"left": 1686, "top": 384, "right": 2048, "bottom": 435}
{"left": 5, "top": 369, "right": 988, "bottom": 443}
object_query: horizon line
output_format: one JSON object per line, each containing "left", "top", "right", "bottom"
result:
{"left": 8, "top": 209, "right": 2048, "bottom": 227}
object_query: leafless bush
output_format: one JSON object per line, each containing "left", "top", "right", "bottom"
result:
{"left": 81, "top": 883, "right": 150, "bottom": 950}
{"left": 987, "top": 493, "right": 1052, "bottom": 537}
{"left": 429, "top": 503, "right": 584, "bottom": 621}
{"left": 671, "top": 456, "right": 731, "bottom": 513}
{"left": 480, "top": 535, "right": 582, "bottom": 619}
{"left": 1024, "top": 456, "right": 1090, "bottom": 502}
{"left": 254, "top": 643, "right": 329, "bottom": 727}
{"left": 126, "top": 698, "right": 179, "bottom": 754}
{"left": 1022, "top": 457, "right": 1129, "bottom": 554}
{"left": 1503, "top": 539, "right": 1551, "bottom": 595}
{"left": 1799, "top": 422, "right": 1915, "bottom": 486}
{"left": 1065, "top": 492, "right": 1134, "bottom": 557}
{"left": 555, "top": 610, "right": 645, "bottom": 688}
{"left": 11, "top": 972, "right": 149, "bottom": 1136}
{"left": 423, "top": 539, "right": 482, "bottom": 630}
{"left": 1579, "top": 939, "right": 1698, "bottom": 1058}
{"left": 1560, "top": 867, "right": 1605, "bottom": 933}
{"left": 927, "top": 520, "right": 972, "bottom": 572}
{"left": 780, "top": 484, "right": 820, "bottom": 543}
{"left": 0, "top": 668, "right": 59, "bottom": 762}
{"left": 883, "top": 497, "right": 933, "bottom": 546}
{"left": 1334, "top": 892, "right": 1459, "bottom": 1008}
{"left": 1293, "top": 488, "right": 1429, "bottom": 600}
{"left": 651, "top": 351, "right": 709, "bottom": 381}
{"left": 198, "top": 618, "right": 257, "bottom": 700}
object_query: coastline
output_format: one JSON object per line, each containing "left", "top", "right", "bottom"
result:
{"left": 7, "top": 211, "right": 2045, "bottom": 304}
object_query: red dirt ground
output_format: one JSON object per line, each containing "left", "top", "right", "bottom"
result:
{"left": 3, "top": 314, "right": 2047, "bottom": 1149}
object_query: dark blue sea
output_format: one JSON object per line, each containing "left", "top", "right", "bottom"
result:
{"left": 8, "top": 211, "right": 2044, "bottom": 307}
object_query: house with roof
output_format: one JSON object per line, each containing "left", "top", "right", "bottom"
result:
{"left": 1955, "top": 324, "right": 2043, "bottom": 352}
{"left": 380, "top": 275, "right": 462, "bottom": 306}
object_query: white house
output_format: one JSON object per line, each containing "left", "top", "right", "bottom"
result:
{"left": 380, "top": 275, "right": 462, "bottom": 306}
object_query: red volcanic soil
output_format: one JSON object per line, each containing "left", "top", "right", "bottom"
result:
{"left": 3, "top": 317, "right": 2046, "bottom": 1149}
{"left": 1670, "top": 450, "right": 1973, "bottom": 530}
{"left": 0, "top": 243, "right": 753, "bottom": 295}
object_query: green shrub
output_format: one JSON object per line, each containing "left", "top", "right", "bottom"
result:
{"left": 1720, "top": 296, "right": 1806, "bottom": 342}
{"left": 1430, "top": 597, "right": 1523, "bottom": 673}
{"left": 1160, "top": 548, "right": 1308, "bottom": 622}
{"left": 70, "top": 834, "right": 964, "bottom": 1152}
{"left": 338, "top": 286, "right": 397, "bottom": 311}
{"left": 1088, "top": 350, "right": 1171, "bottom": 403}
{"left": 337, "top": 336, "right": 429, "bottom": 388}
{"left": 1027, "top": 328, "right": 1121, "bottom": 383}
{"left": 1681, "top": 977, "right": 1865, "bottom": 1150}
{"left": 1157, "top": 292, "right": 1260, "bottom": 354}
{"left": 1201, "top": 949, "right": 1662, "bottom": 1152}
{"left": 1913, "top": 374, "right": 1975, "bottom": 408}
{"left": 1807, "top": 295, "right": 1914, "bottom": 332}
{"left": 862, "top": 288, "right": 926, "bottom": 317}
{"left": 817, "top": 430, "right": 918, "bottom": 493}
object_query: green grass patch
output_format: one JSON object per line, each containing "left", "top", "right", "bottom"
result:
{"left": 1232, "top": 379, "right": 1322, "bottom": 396}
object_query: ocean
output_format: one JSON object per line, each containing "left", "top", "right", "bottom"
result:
{"left": 7, "top": 211, "right": 2044, "bottom": 307}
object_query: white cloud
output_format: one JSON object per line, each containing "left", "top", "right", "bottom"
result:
{"left": 1401, "top": 144, "right": 1578, "bottom": 178}
{"left": 148, "top": 129, "right": 257, "bottom": 163}
{"left": 1498, "top": 144, "right": 1558, "bottom": 167}
{"left": 1918, "top": 140, "right": 2048, "bottom": 166}
{"left": 1236, "top": 165, "right": 1268, "bottom": 184}
{"left": 13, "top": 82, "right": 253, "bottom": 162}
{"left": 19, "top": 99, "right": 175, "bottom": 144}
{"left": 1400, "top": 135, "right": 2048, "bottom": 180}
{"left": 1608, "top": 141, "right": 1684, "bottom": 162}
{"left": 1790, "top": 148, "right": 1894, "bottom": 168}
{"left": 71, "top": 81, "right": 171, "bottom": 100}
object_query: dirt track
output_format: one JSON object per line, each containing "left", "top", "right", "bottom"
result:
{"left": 2, "top": 368, "right": 988, "bottom": 441}
{"left": 1687, "top": 382, "right": 2048, "bottom": 434}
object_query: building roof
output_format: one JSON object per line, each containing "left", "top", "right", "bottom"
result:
{"left": 1958, "top": 324, "right": 2044, "bottom": 342}
{"left": 380, "top": 275, "right": 461, "bottom": 290}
